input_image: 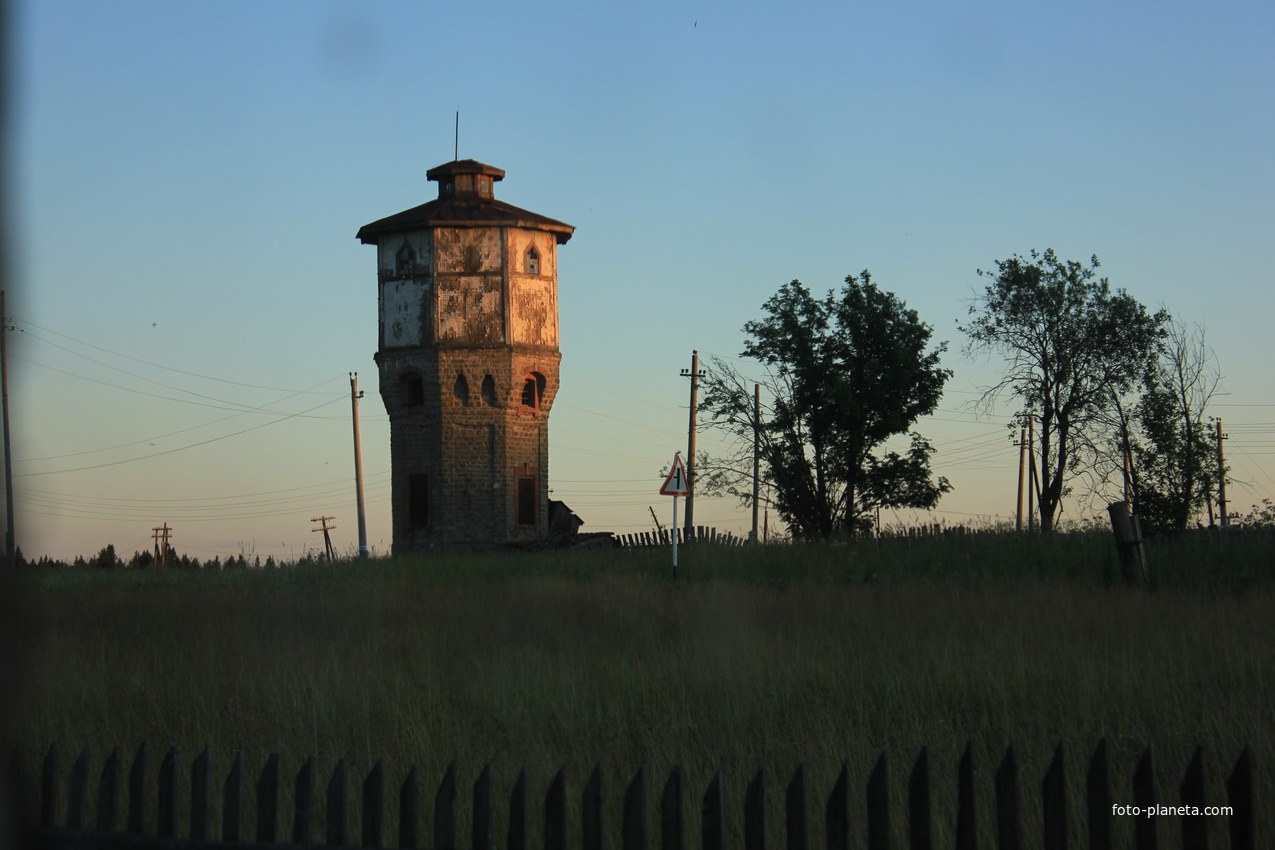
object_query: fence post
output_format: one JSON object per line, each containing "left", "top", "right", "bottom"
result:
{"left": 436, "top": 761, "right": 458, "bottom": 850}
{"left": 955, "top": 743, "right": 975, "bottom": 850}
{"left": 866, "top": 751, "right": 889, "bottom": 850}
{"left": 995, "top": 745, "right": 1020, "bottom": 850}
{"left": 128, "top": 742, "right": 147, "bottom": 835}
{"left": 256, "top": 753, "right": 279, "bottom": 843}
{"left": 545, "top": 769, "right": 566, "bottom": 850}
{"left": 1226, "top": 747, "right": 1253, "bottom": 850}
{"left": 97, "top": 747, "right": 120, "bottom": 833}
{"left": 1179, "top": 747, "right": 1206, "bottom": 850}
{"left": 584, "top": 763, "right": 605, "bottom": 850}
{"left": 474, "top": 763, "right": 494, "bottom": 850}
{"left": 364, "top": 760, "right": 385, "bottom": 849}
{"left": 907, "top": 747, "right": 931, "bottom": 850}
{"left": 327, "top": 758, "right": 348, "bottom": 847}
{"left": 1041, "top": 743, "right": 1065, "bottom": 850}
{"left": 293, "top": 755, "right": 316, "bottom": 845}
{"left": 1132, "top": 745, "right": 1160, "bottom": 850}
{"left": 701, "top": 770, "right": 724, "bottom": 850}
{"left": 400, "top": 764, "right": 420, "bottom": 850}
{"left": 223, "top": 750, "right": 243, "bottom": 843}
{"left": 190, "top": 746, "right": 212, "bottom": 841}
{"left": 661, "top": 766, "right": 684, "bottom": 850}
{"left": 40, "top": 743, "right": 58, "bottom": 829}
{"left": 509, "top": 767, "right": 527, "bottom": 850}
{"left": 623, "top": 765, "right": 647, "bottom": 850}
{"left": 824, "top": 762, "right": 849, "bottom": 850}
{"left": 67, "top": 746, "right": 88, "bottom": 830}
{"left": 744, "top": 769, "right": 765, "bottom": 850}
{"left": 1087, "top": 738, "right": 1112, "bottom": 850}
{"left": 786, "top": 764, "right": 807, "bottom": 850}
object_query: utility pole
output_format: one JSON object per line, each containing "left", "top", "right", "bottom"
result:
{"left": 1027, "top": 415, "right": 1037, "bottom": 533}
{"left": 680, "top": 350, "right": 704, "bottom": 543}
{"left": 311, "top": 516, "right": 337, "bottom": 560}
{"left": 350, "top": 373, "right": 369, "bottom": 558}
{"left": 751, "top": 382, "right": 760, "bottom": 544}
{"left": 1, "top": 291, "right": 14, "bottom": 567}
{"left": 1216, "top": 418, "right": 1229, "bottom": 528}
{"left": 1015, "top": 426, "right": 1027, "bottom": 532}
{"left": 152, "top": 523, "right": 172, "bottom": 568}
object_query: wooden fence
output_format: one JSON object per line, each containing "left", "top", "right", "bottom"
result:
{"left": 618, "top": 527, "right": 745, "bottom": 549}
{"left": 18, "top": 739, "right": 1255, "bottom": 849}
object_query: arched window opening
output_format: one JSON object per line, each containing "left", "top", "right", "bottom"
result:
{"left": 401, "top": 372, "right": 424, "bottom": 408}
{"left": 516, "top": 463, "right": 538, "bottom": 527}
{"left": 481, "top": 375, "right": 498, "bottom": 407}
{"left": 395, "top": 241, "right": 416, "bottom": 277}
{"left": 453, "top": 374, "right": 470, "bottom": 406}
{"left": 525, "top": 247, "right": 540, "bottom": 275}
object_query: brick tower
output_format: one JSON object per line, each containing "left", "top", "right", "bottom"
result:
{"left": 357, "top": 160, "right": 574, "bottom": 551}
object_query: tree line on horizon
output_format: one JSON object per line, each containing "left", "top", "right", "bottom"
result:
{"left": 698, "top": 248, "right": 1240, "bottom": 540}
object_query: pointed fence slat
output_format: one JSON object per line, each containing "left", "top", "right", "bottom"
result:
{"left": 293, "top": 756, "right": 316, "bottom": 845}
{"left": 1226, "top": 747, "right": 1254, "bottom": 850}
{"left": 995, "top": 746, "right": 1020, "bottom": 850}
{"left": 399, "top": 764, "right": 420, "bottom": 850}
{"left": 545, "top": 769, "right": 566, "bottom": 850}
{"left": 583, "top": 763, "right": 604, "bottom": 850}
{"left": 824, "top": 762, "right": 849, "bottom": 850}
{"left": 907, "top": 748, "right": 930, "bottom": 850}
{"left": 1041, "top": 744, "right": 1065, "bottom": 850}
{"left": 128, "top": 742, "right": 148, "bottom": 835}
{"left": 327, "top": 758, "right": 348, "bottom": 846}
{"left": 363, "top": 759, "right": 384, "bottom": 849}
{"left": 41, "top": 743, "right": 58, "bottom": 829}
{"left": 157, "top": 746, "right": 178, "bottom": 838}
{"left": 97, "top": 747, "right": 120, "bottom": 833}
{"left": 190, "top": 746, "right": 213, "bottom": 840}
{"left": 623, "top": 766, "right": 647, "bottom": 850}
{"left": 1133, "top": 746, "right": 1160, "bottom": 850}
{"left": 954, "top": 743, "right": 975, "bottom": 850}
{"left": 474, "top": 764, "right": 494, "bottom": 850}
{"left": 223, "top": 750, "right": 244, "bottom": 843}
{"left": 508, "top": 767, "right": 527, "bottom": 850}
{"left": 1087, "top": 737, "right": 1112, "bottom": 850}
{"left": 66, "top": 746, "right": 88, "bottom": 830}
{"left": 661, "top": 765, "right": 684, "bottom": 850}
{"left": 744, "top": 769, "right": 765, "bottom": 850}
{"left": 256, "top": 753, "right": 279, "bottom": 844}
{"left": 436, "top": 761, "right": 457, "bottom": 850}
{"left": 866, "top": 751, "right": 889, "bottom": 850}
{"left": 701, "top": 770, "right": 724, "bottom": 850}
{"left": 786, "top": 764, "right": 807, "bottom": 850}
{"left": 1180, "top": 747, "right": 1207, "bottom": 850}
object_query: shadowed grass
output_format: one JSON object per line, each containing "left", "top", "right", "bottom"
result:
{"left": 13, "top": 531, "right": 1275, "bottom": 847}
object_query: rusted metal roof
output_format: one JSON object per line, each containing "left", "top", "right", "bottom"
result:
{"left": 357, "top": 196, "right": 574, "bottom": 245}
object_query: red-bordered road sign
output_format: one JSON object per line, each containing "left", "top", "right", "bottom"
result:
{"left": 660, "top": 453, "right": 690, "bottom": 496}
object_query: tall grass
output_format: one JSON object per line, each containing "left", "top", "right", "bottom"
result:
{"left": 13, "top": 531, "right": 1275, "bottom": 848}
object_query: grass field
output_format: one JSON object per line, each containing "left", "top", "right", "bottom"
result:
{"left": 10, "top": 530, "right": 1275, "bottom": 848}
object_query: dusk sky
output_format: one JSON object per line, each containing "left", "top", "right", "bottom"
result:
{"left": 8, "top": 0, "right": 1274, "bottom": 561}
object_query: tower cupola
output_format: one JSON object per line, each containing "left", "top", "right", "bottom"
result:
{"left": 426, "top": 159, "right": 505, "bottom": 200}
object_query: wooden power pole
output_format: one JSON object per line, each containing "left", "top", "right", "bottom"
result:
{"left": 151, "top": 523, "right": 172, "bottom": 568}
{"left": 311, "top": 516, "right": 337, "bottom": 560}
{"left": 1015, "top": 426, "right": 1027, "bottom": 532}
{"left": 350, "top": 373, "right": 369, "bottom": 558}
{"left": 751, "top": 382, "right": 760, "bottom": 543}
{"left": 680, "top": 351, "right": 704, "bottom": 543}
{"left": 1, "top": 291, "right": 14, "bottom": 567}
{"left": 1216, "top": 418, "right": 1229, "bottom": 528}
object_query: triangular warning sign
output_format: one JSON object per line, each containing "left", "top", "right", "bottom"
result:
{"left": 660, "top": 454, "right": 690, "bottom": 496}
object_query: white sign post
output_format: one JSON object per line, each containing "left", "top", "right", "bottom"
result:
{"left": 660, "top": 452, "right": 691, "bottom": 577}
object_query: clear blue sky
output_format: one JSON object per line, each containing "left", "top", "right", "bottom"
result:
{"left": 8, "top": 0, "right": 1274, "bottom": 560}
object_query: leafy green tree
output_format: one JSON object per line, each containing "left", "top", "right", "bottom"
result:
{"left": 961, "top": 250, "right": 1166, "bottom": 532}
{"left": 701, "top": 272, "right": 952, "bottom": 539}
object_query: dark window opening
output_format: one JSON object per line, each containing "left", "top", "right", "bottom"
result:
{"left": 481, "top": 374, "right": 497, "bottom": 407}
{"left": 409, "top": 473, "right": 430, "bottom": 529}
{"left": 520, "top": 372, "right": 546, "bottom": 412}
{"left": 401, "top": 373, "right": 424, "bottom": 408}
{"left": 395, "top": 241, "right": 416, "bottom": 277}
{"left": 516, "top": 468, "right": 537, "bottom": 527}
{"left": 453, "top": 374, "right": 470, "bottom": 405}
{"left": 526, "top": 247, "right": 540, "bottom": 275}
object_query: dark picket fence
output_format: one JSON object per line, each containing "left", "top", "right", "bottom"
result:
{"left": 18, "top": 739, "right": 1255, "bottom": 850}
{"left": 618, "top": 527, "right": 745, "bottom": 549}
